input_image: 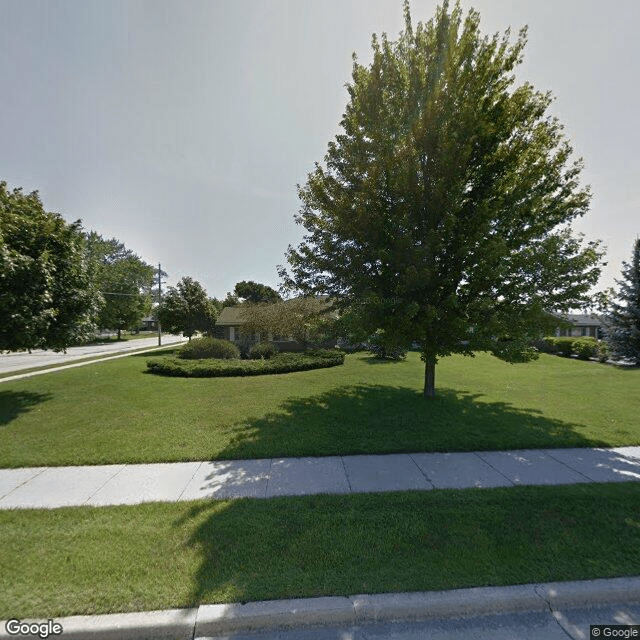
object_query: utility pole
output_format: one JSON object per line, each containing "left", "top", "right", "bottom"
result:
{"left": 157, "top": 263, "right": 162, "bottom": 346}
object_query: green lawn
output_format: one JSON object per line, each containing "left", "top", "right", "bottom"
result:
{"left": 0, "top": 351, "right": 638, "bottom": 468}
{"left": 1, "top": 483, "right": 639, "bottom": 618}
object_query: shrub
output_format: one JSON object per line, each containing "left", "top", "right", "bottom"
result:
{"left": 147, "top": 349, "right": 345, "bottom": 377}
{"left": 533, "top": 337, "right": 560, "bottom": 354}
{"left": 250, "top": 341, "right": 278, "bottom": 360}
{"left": 367, "top": 331, "right": 407, "bottom": 360}
{"left": 178, "top": 337, "right": 240, "bottom": 360}
{"left": 597, "top": 341, "right": 610, "bottom": 363}
{"left": 552, "top": 337, "right": 575, "bottom": 357}
{"left": 572, "top": 337, "right": 599, "bottom": 360}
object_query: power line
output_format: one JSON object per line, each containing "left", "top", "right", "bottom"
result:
{"left": 100, "top": 291, "right": 147, "bottom": 297}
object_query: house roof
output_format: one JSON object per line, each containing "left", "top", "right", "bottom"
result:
{"left": 216, "top": 306, "right": 245, "bottom": 326}
{"left": 558, "top": 313, "right": 603, "bottom": 327}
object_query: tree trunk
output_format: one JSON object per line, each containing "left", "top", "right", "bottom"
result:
{"left": 117, "top": 328, "right": 122, "bottom": 341}
{"left": 423, "top": 358, "right": 436, "bottom": 398}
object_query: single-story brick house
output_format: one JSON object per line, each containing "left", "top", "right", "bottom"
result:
{"left": 554, "top": 313, "right": 603, "bottom": 339}
{"left": 215, "top": 298, "right": 336, "bottom": 352}
{"left": 215, "top": 306, "right": 247, "bottom": 344}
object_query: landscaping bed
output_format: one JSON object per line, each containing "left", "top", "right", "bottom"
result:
{"left": 146, "top": 349, "right": 345, "bottom": 377}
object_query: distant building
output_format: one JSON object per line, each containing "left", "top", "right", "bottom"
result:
{"left": 139, "top": 316, "right": 158, "bottom": 331}
{"left": 554, "top": 313, "right": 603, "bottom": 339}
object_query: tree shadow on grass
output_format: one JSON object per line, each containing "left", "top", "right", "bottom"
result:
{"left": 173, "top": 483, "right": 640, "bottom": 610}
{"left": 219, "top": 384, "right": 601, "bottom": 461}
{"left": 0, "top": 390, "right": 53, "bottom": 426}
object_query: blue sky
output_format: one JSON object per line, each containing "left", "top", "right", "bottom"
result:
{"left": 1, "top": 0, "right": 638, "bottom": 300}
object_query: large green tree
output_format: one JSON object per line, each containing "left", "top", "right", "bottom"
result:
{"left": 85, "top": 232, "right": 155, "bottom": 339}
{"left": 604, "top": 238, "right": 640, "bottom": 365}
{"left": 157, "top": 276, "right": 217, "bottom": 340}
{"left": 281, "top": 1, "right": 603, "bottom": 397}
{"left": 0, "top": 182, "right": 100, "bottom": 352}
{"left": 234, "top": 280, "right": 282, "bottom": 304}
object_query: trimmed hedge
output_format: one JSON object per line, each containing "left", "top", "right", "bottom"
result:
{"left": 535, "top": 336, "right": 605, "bottom": 361}
{"left": 147, "top": 349, "right": 345, "bottom": 377}
{"left": 179, "top": 337, "right": 240, "bottom": 360}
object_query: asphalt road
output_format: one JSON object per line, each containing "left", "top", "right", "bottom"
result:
{"left": 0, "top": 334, "right": 186, "bottom": 375}
{"left": 201, "top": 602, "right": 640, "bottom": 640}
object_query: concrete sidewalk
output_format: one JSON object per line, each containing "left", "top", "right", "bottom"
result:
{"left": 1, "top": 446, "right": 639, "bottom": 509}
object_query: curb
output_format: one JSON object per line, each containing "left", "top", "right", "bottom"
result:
{"left": 2, "top": 576, "right": 639, "bottom": 639}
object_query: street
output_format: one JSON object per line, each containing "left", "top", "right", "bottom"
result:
{"left": 0, "top": 334, "right": 186, "bottom": 375}
{"left": 200, "top": 602, "right": 640, "bottom": 640}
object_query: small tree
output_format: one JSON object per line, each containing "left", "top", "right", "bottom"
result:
{"left": 240, "top": 297, "right": 334, "bottom": 349}
{"left": 281, "top": 1, "right": 604, "bottom": 397}
{"left": 604, "top": 238, "right": 640, "bottom": 365}
{"left": 157, "top": 276, "right": 217, "bottom": 340}
{"left": 0, "top": 182, "right": 100, "bottom": 351}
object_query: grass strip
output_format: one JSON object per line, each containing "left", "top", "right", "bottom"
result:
{"left": 0, "top": 351, "right": 638, "bottom": 467}
{"left": 1, "top": 483, "right": 639, "bottom": 618}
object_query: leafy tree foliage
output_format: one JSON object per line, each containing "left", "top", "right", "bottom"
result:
{"left": 0, "top": 182, "right": 100, "bottom": 351}
{"left": 157, "top": 276, "right": 217, "bottom": 340}
{"left": 240, "top": 296, "right": 335, "bottom": 349}
{"left": 281, "top": 1, "right": 603, "bottom": 397}
{"left": 234, "top": 280, "right": 282, "bottom": 304}
{"left": 604, "top": 238, "right": 640, "bottom": 365}
{"left": 85, "top": 232, "right": 155, "bottom": 339}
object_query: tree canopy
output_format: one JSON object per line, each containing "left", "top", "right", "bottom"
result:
{"left": 281, "top": 1, "right": 604, "bottom": 397}
{"left": 234, "top": 280, "right": 282, "bottom": 304}
{"left": 0, "top": 182, "right": 100, "bottom": 351}
{"left": 604, "top": 238, "right": 640, "bottom": 365}
{"left": 157, "top": 276, "right": 217, "bottom": 340}
{"left": 85, "top": 232, "right": 155, "bottom": 339}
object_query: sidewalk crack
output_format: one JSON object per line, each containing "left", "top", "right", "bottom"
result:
{"left": 83, "top": 464, "right": 127, "bottom": 505}
{"left": 0, "top": 466, "right": 48, "bottom": 500}
{"left": 340, "top": 457, "right": 353, "bottom": 493}
{"left": 534, "top": 585, "right": 578, "bottom": 640}
{"left": 263, "top": 459, "right": 273, "bottom": 498}
{"left": 408, "top": 453, "right": 434, "bottom": 488}
{"left": 177, "top": 461, "right": 204, "bottom": 502}
{"left": 545, "top": 450, "right": 594, "bottom": 483}
{"left": 472, "top": 451, "right": 515, "bottom": 485}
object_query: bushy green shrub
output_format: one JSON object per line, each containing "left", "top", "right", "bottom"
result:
{"left": 534, "top": 337, "right": 560, "bottom": 354}
{"left": 250, "top": 341, "right": 278, "bottom": 360}
{"left": 551, "top": 337, "right": 574, "bottom": 357}
{"left": 147, "top": 349, "right": 345, "bottom": 377}
{"left": 178, "top": 337, "right": 240, "bottom": 360}
{"left": 367, "top": 332, "right": 407, "bottom": 360}
{"left": 572, "top": 337, "right": 599, "bottom": 360}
